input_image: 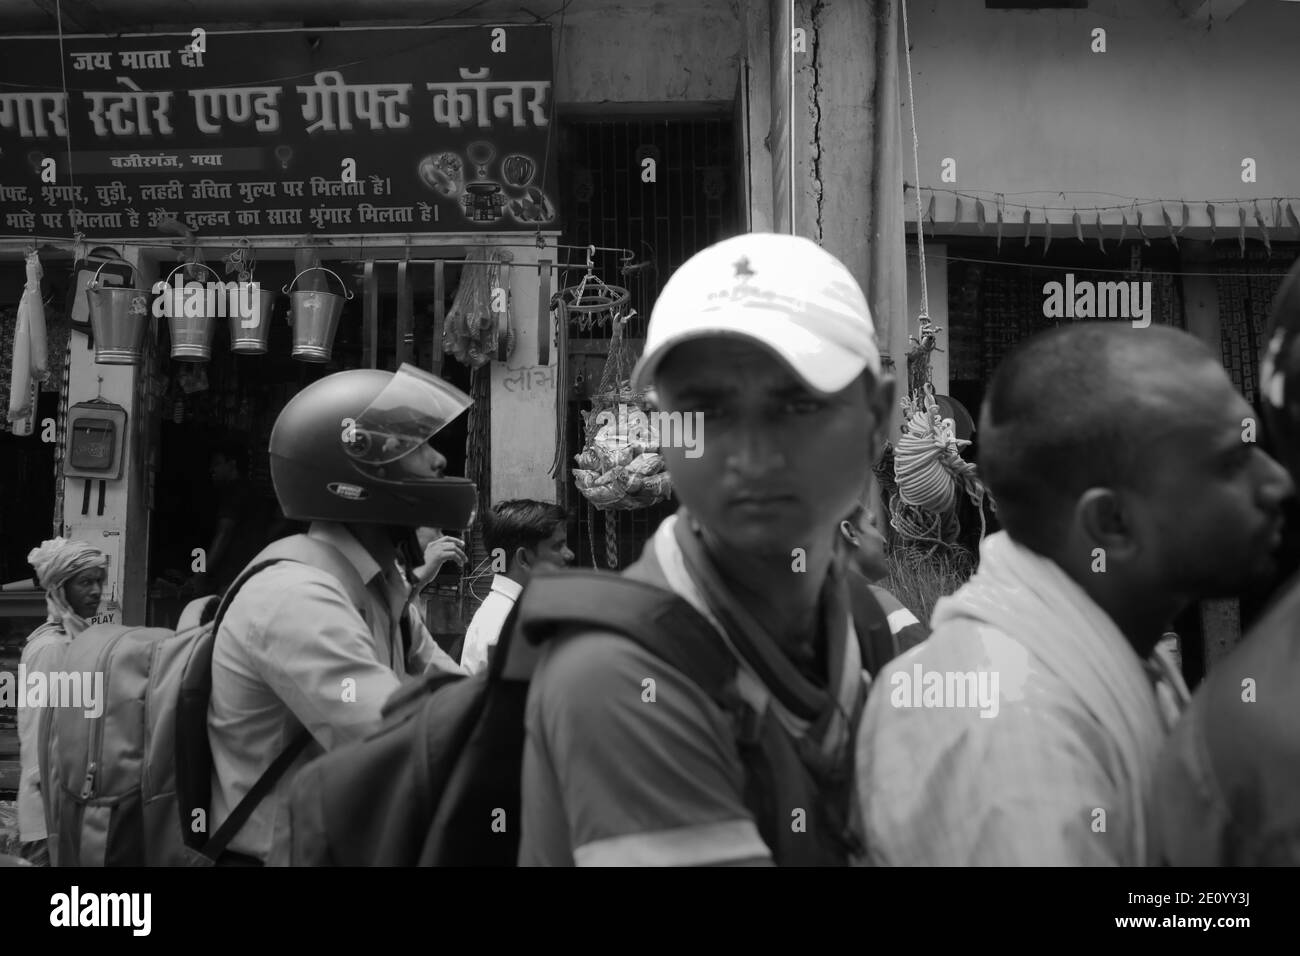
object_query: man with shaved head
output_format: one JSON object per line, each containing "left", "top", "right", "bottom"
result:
{"left": 1152, "top": 259, "right": 1300, "bottom": 865}
{"left": 856, "top": 321, "right": 1292, "bottom": 866}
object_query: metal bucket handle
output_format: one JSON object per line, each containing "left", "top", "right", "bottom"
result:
{"left": 163, "top": 261, "right": 221, "bottom": 285}
{"left": 88, "top": 258, "right": 139, "bottom": 289}
{"left": 283, "top": 266, "right": 355, "bottom": 300}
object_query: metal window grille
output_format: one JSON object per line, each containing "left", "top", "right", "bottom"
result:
{"left": 558, "top": 116, "right": 738, "bottom": 569}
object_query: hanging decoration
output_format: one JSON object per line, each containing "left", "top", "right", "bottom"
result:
{"left": 571, "top": 307, "right": 671, "bottom": 518}
{"left": 442, "top": 246, "right": 506, "bottom": 367}
{"left": 1162, "top": 205, "right": 1178, "bottom": 249}
{"left": 7, "top": 249, "right": 49, "bottom": 432}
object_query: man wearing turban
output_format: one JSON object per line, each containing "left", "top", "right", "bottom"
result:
{"left": 17, "top": 537, "right": 108, "bottom": 865}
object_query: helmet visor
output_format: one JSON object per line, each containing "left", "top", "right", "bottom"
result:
{"left": 343, "top": 364, "right": 472, "bottom": 466}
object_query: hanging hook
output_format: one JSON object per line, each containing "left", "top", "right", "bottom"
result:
{"left": 586, "top": 244, "right": 595, "bottom": 274}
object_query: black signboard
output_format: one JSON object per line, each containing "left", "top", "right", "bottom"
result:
{"left": 0, "top": 25, "right": 558, "bottom": 237}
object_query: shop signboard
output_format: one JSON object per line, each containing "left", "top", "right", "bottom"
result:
{"left": 0, "top": 25, "right": 558, "bottom": 238}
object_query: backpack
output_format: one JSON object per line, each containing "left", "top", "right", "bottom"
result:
{"left": 39, "top": 534, "right": 368, "bottom": 867}
{"left": 286, "top": 568, "right": 919, "bottom": 866}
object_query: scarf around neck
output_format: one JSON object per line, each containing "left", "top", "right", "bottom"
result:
{"left": 930, "top": 531, "right": 1190, "bottom": 864}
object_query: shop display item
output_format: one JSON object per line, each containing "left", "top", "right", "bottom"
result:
{"left": 284, "top": 266, "right": 353, "bottom": 363}
{"left": 86, "top": 261, "right": 151, "bottom": 366}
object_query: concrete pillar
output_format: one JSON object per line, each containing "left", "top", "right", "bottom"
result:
{"left": 792, "top": 0, "right": 907, "bottom": 434}
{"left": 60, "top": 246, "right": 153, "bottom": 626}
{"left": 489, "top": 237, "right": 559, "bottom": 505}
{"left": 738, "top": 0, "right": 774, "bottom": 233}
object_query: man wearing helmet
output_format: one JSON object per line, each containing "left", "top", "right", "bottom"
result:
{"left": 207, "top": 364, "right": 478, "bottom": 866}
{"left": 1152, "top": 259, "right": 1300, "bottom": 865}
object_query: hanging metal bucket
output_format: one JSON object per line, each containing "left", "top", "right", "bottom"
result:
{"left": 161, "top": 262, "right": 222, "bottom": 361}
{"left": 228, "top": 280, "right": 275, "bottom": 354}
{"left": 284, "top": 266, "right": 353, "bottom": 363}
{"left": 86, "top": 261, "right": 151, "bottom": 365}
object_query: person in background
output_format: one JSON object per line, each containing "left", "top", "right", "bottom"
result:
{"left": 207, "top": 365, "right": 478, "bottom": 865}
{"left": 857, "top": 322, "right": 1292, "bottom": 866}
{"left": 19, "top": 538, "right": 108, "bottom": 866}
{"left": 1152, "top": 257, "right": 1300, "bottom": 865}
{"left": 193, "top": 438, "right": 272, "bottom": 595}
{"left": 459, "top": 500, "right": 573, "bottom": 676}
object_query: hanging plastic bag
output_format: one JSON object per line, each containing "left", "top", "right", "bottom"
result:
{"left": 7, "top": 251, "right": 47, "bottom": 426}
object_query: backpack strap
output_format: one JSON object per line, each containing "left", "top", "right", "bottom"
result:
{"left": 515, "top": 571, "right": 738, "bottom": 707}
{"left": 194, "top": 534, "right": 370, "bottom": 862}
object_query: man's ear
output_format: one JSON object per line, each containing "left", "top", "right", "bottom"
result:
{"left": 514, "top": 546, "right": 532, "bottom": 571}
{"left": 1075, "top": 487, "right": 1140, "bottom": 563}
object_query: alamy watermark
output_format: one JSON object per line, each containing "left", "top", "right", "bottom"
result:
{"left": 889, "top": 663, "right": 1000, "bottom": 718}
{"left": 1042, "top": 274, "right": 1152, "bottom": 328}
{"left": 593, "top": 404, "right": 703, "bottom": 458}
{"left": 151, "top": 276, "right": 265, "bottom": 326}
{"left": 0, "top": 668, "right": 103, "bottom": 718}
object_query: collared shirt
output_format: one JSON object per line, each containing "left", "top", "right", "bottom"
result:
{"left": 208, "top": 521, "right": 444, "bottom": 864}
{"left": 857, "top": 619, "right": 1185, "bottom": 866}
{"left": 518, "top": 518, "right": 925, "bottom": 867}
{"left": 17, "top": 622, "right": 66, "bottom": 841}
{"left": 460, "top": 574, "right": 522, "bottom": 676}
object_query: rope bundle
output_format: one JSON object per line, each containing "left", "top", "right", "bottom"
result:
{"left": 889, "top": 385, "right": 989, "bottom": 550}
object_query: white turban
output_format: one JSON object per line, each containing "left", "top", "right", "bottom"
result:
{"left": 27, "top": 537, "right": 108, "bottom": 638}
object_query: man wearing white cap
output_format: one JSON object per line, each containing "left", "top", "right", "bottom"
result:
{"left": 517, "top": 233, "right": 924, "bottom": 866}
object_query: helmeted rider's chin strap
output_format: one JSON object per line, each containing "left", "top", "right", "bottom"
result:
{"left": 392, "top": 526, "right": 422, "bottom": 590}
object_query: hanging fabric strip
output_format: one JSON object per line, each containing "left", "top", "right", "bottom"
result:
{"left": 1254, "top": 201, "right": 1271, "bottom": 255}
{"left": 976, "top": 198, "right": 987, "bottom": 233}
{"left": 1238, "top": 206, "right": 1247, "bottom": 255}
{"left": 1073, "top": 209, "right": 1083, "bottom": 243}
{"left": 1207, "top": 203, "right": 1216, "bottom": 244}
{"left": 1162, "top": 205, "right": 1178, "bottom": 249}
{"left": 1042, "top": 207, "right": 1052, "bottom": 256}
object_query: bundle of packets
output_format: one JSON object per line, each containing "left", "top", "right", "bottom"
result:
{"left": 572, "top": 414, "right": 673, "bottom": 511}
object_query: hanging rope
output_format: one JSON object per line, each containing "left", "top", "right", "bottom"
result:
{"left": 900, "top": 0, "right": 928, "bottom": 323}
{"left": 604, "top": 510, "right": 619, "bottom": 569}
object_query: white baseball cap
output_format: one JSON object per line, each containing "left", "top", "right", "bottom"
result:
{"left": 631, "top": 233, "right": 882, "bottom": 397}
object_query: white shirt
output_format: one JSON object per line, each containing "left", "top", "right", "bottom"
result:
{"left": 460, "top": 574, "right": 523, "bottom": 675}
{"left": 208, "top": 522, "right": 456, "bottom": 863}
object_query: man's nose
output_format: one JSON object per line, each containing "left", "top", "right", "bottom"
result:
{"left": 1259, "top": 451, "right": 1296, "bottom": 509}
{"left": 430, "top": 448, "right": 448, "bottom": 475}
{"left": 724, "top": 422, "right": 787, "bottom": 477}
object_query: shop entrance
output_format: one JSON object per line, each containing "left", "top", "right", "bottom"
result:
{"left": 143, "top": 251, "right": 474, "bottom": 629}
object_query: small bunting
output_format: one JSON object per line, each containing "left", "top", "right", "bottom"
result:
{"left": 1043, "top": 208, "right": 1052, "bottom": 255}
{"left": 1238, "top": 206, "right": 1247, "bottom": 255}
{"left": 1135, "top": 206, "right": 1151, "bottom": 246}
{"left": 1161, "top": 205, "right": 1178, "bottom": 250}
{"left": 996, "top": 200, "right": 1004, "bottom": 252}
{"left": 976, "top": 199, "right": 987, "bottom": 233}
{"left": 1095, "top": 212, "right": 1105, "bottom": 254}
{"left": 1073, "top": 209, "right": 1083, "bottom": 243}
{"left": 1119, "top": 212, "right": 1128, "bottom": 246}
{"left": 1287, "top": 202, "right": 1300, "bottom": 233}
{"left": 954, "top": 196, "right": 963, "bottom": 225}
{"left": 1207, "top": 203, "right": 1216, "bottom": 243}
{"left": 1254, "top": 200, "right": 1271, "bottom": 255}
{"left": 1179, "top": 202, "right": 1190, "bottom": 236}
{"left": 1023, "top": 209, "right": 1032, "bottom": 247}
{"left": 925, "top": 193, "right": 936, "bottom": 225}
